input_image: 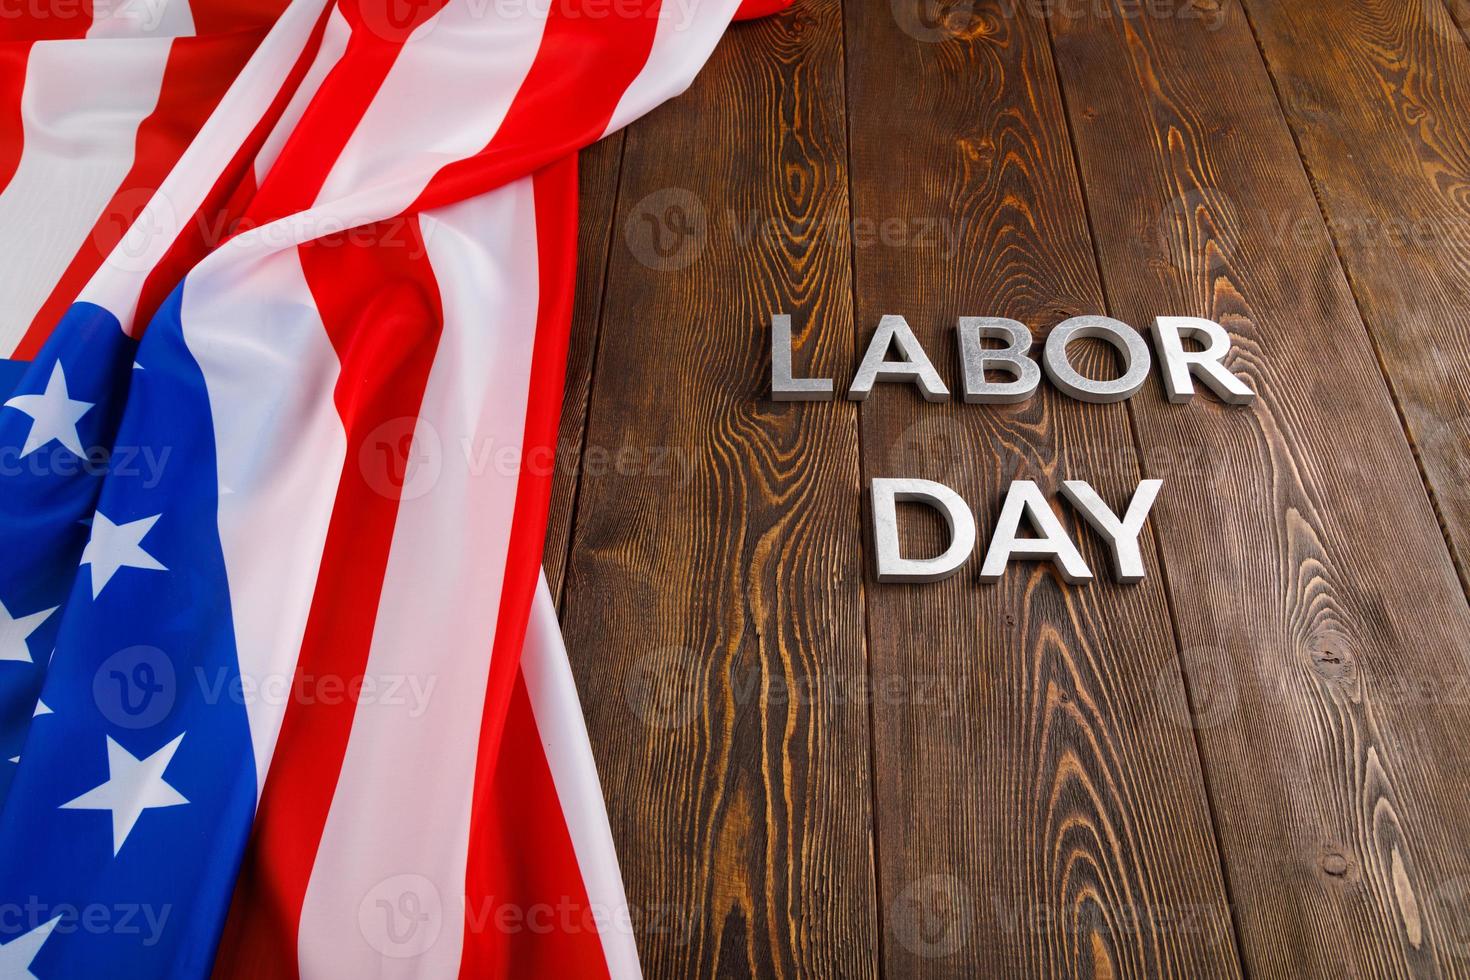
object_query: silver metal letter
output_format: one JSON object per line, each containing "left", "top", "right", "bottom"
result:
{"left": 1059, "top": 479, "right": 1162, "bottom": 583}
{"left": 1150, "top": 316, "right": 1255, "bottom": 405}
{"left": 871, "top": 477, "right": 976, "bottom": 583}
{"left": 957, "top": 316, "right": 1040, "bottom": 404}
{"left": 848, "top": 315, "right": 950, "bottom": 402}
{"left": 770, "top": 313, "right": 834, "bottom": 401}
{"left": 979, "top": 480, "right": 1092, "bottom": 583}
{"left": 1042, "top": 315, "right": 1151, "bottom": 404}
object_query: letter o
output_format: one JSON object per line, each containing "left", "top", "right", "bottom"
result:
{"left": 1042, "top": 315, "right": 1151, "bottom": 403}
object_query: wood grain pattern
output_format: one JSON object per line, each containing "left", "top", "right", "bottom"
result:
{"left": 844, "top": 1, "right": 1239, "bottom": 976}
{"left": 1443, "top": 0, "right": 1470, "bottom": 41}
{"left": 1047, "top": 0, "right": 1470, "bottom": 975}
{"left": 1238, "top": 0, "right": 1470, "bottom": 594}
{"left": 545, "top": 133, "right": 625, "bottom": 602}
{"left": 554, "top": 2, "right": 879, "bottom": 976}
{"left": 544, "top": 1, "right": 1470, "bottom": 976}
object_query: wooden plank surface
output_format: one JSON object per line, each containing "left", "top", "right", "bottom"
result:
{"left": 1446, "top": 0, "right": 1470, "bottom": 39}
{"left": 545, "top": 133, "right": 625, "bottom": 602}
{"left": 1238, "top": 0, "right": 1470, "bottom": 594}
{"left": 1047, "top": 0, "right": 1470, "bottom": 975}
{"left": 543, "top": 1, "right": 1470, "bottom": 976}
{"left": 844, "top": 1, "right": 1238, "bottom": 976}
{"left": 554, "top": 2, "right": 879, "bottom": 976}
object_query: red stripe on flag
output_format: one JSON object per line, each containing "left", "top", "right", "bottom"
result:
{"left": 0, "top": 0, "right": 93, "bottom": 41}
{"left": 14, "top": 27, "right": 266, "bottom": 358}
{"left": 11, "top": 0, "right": 335, "bottom": 355}
{"left": 733, "top": 0, "right": 791, "bottom": 19}
{"left": 240, "top": 0, "right": 452, "bottom": 225}
{"left": 466, "top": 671, "right": 613, "bottom": 978}
{"left": 0, "top": 0, "right": 99, "bottom": 202}
{"left": 120, "top": 145, "right": 260, "bottom": 346}
{"left": 212, "top": 221, "right": 444, "bottom": 980}
{"left": 190, "top": 0, "right": 293, "bottom": 36}
{"left": 411, "top": 0, "right": 662, "bottom": 214}
{"left": 457, "top": 153, "right": 608, "bottom": 978}
{"left": 125, "top": 0, "right": 337, "bottom": 335}
{"left": 0, "top": 44, "right": 29, "bottom": 195}
{"left": 437, "top": 3, "right": 661, "bottom": 970}
{"left": 224, "top": 1, "right": 657, "bottom": 970}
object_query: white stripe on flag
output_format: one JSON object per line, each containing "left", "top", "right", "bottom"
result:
{"left": 87, "top": 0, "right": 196, "bottom": 39}
{"left": 78, "top": 0, "right": 331, "bottom": 333}
{"left": 297, "top": 177, "right": 541, "bottom": 977}
{"left": 0, "top": 38, "right": 169, "bottom": 354}
{"left": 250, "top": 4, "right": 351, "bottom": 187}
{"left": 179, "top": 244, "right": 346, "bottom": 796}
{"left": 601, "top": 0, "right": 742, "bottom": 137}
{"left": 309, "top": 0, "right": 550, "bottom": 215}
{"left": 522, "top": 573, "right": 643, "bottom": 980}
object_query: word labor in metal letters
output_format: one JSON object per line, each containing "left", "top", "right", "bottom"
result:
{"left": 770, "top": 311, "right": 1256, "bottom": 406}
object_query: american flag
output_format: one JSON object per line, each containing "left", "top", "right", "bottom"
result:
{"left": 0, "top": 0, "right": 783, "bottom": 974}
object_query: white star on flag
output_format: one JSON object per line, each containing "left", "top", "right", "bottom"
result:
{"left": 0, "top": 914, "right": 60, "bottom": 979}
{"left": 0, "top": 599, "right": 56, "bottom": 663}
{"left": 61, "top": 734, "right": 189, "bottom": 855}
{"left": 33, "top": 699, "right": 52, "bottom": 717}
{"left": 3, "top": 362, "right": 93, "bottom": 458}
{"left": 80, "top": 512, "right": 167, "bottom": 598}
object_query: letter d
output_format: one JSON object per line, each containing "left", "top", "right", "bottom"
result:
{"left": 871, "top": 478, "right": 977, "bottom": 583}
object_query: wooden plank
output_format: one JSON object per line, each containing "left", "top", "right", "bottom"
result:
{"left": 555, "top": 4, "right": 878, "bottom": 977}
{"left": 545, "top": 133, "right": 625, "bottom": 602}
{"left": 1047, "top": 1, "right": 1470, "bottom": 975}
{"left": 1445, "top": 0, "right": 1470, "bottom": 40}
{"left": 1239, "top": 0, "right": 1470, "bottom": 592}
{"left": 844, "top": 2, "right": 1239, "bottom": 977}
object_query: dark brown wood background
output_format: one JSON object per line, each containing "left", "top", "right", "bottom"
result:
{"left": 541, "top": 0, "right": 1470, "bottom": 975}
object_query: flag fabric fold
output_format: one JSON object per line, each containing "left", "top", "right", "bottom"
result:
{"left": 0, "top": 0, "right": 785, "bottom": 974}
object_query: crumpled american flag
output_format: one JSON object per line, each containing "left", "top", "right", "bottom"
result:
{"left": 0, "top": 0, "right": 785, "bottom": 974}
